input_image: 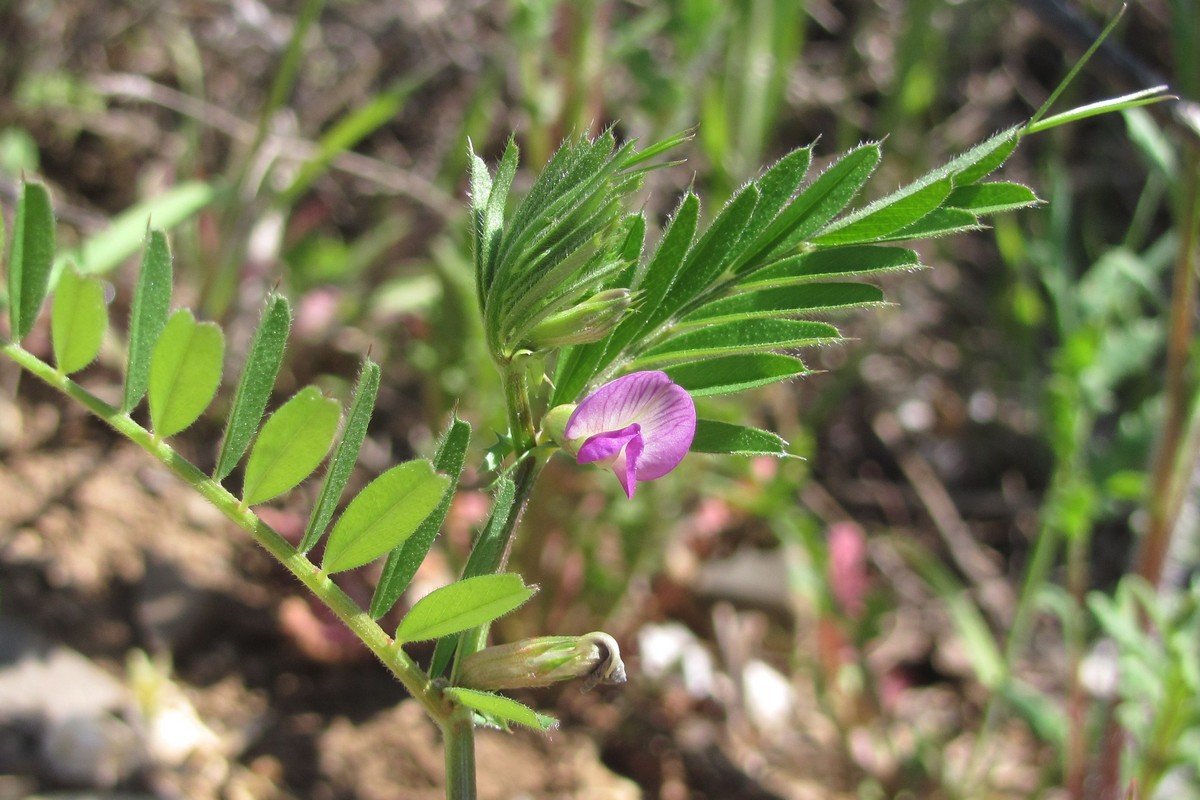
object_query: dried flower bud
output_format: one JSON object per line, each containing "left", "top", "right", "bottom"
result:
{"left": 523, "top": 289, "right": 633, "bottom": 350}
{"left": 458, "top": 632, "right": 626, "bottom": 692}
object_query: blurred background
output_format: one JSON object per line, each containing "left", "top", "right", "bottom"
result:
{"left": 0, "top": 0, "right": 1195, "bottom": 798}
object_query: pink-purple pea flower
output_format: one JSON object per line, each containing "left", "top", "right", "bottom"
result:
{"left": 564, "top": 371, "right": 696, "bottom": 498}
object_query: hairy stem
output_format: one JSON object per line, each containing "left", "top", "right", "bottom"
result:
{"left": 1, "top": 341, "right": 451, "bottom": 725}
{"left": 442, "top": 708, "right": 477, "bottom": 800}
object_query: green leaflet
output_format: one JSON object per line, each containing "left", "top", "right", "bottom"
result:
{"left": 679, "top": 283, "right": 885, "bottom": 327}
{"left": 952, "top": 129, "right": 1020, "bottom": 185}
{"left": 321, "top": 460, "right": 450, "bottom": 574}
{"left": 148, "top": 309, "right": 225, "bottom": 438}
{"left": 300, "top": 358, "right": 382, "bottom": 553}
{"left": 213, "top": 294, "right": 292, "bottom": 481}
{"left": 812, "top": 176, "right": 955, "bottom": 246}
{"left": 691, "top": 419, "right": 791, "bottom": 457}
{"left": 644, "top": 184, "right": 760, "bottom": 329}
{"left": 241, "top": 386, "right": 341, "bottom": 506}
{"left": 632, "top": 319, "right": 841, "bottom": 368}
{"left": 665, "top": 354, "right": 810, "bottom": 396}
{"left": 443, "top": 687, "right": 557, "bottom": 732}
{"left": 122, "top": 229, "right": 173, "bottom": 412}
{"left": 871, "top": 207, "right": 982, "bottom": 242}
{"left": 946, "top": 182, "right": 1041, "bottom": 215}
{"left": 394, "top": 573, "right": 535, "bottom": 644}
{"left": 7, "top": 180, "right": 55, "bottom": 343}
{"left": 370, "top": 416, "right": 472, "bottom": 619}
{"left": 51, "top": 267, "right": 108, "bottom": 374}
{"left": 743, "top": 142, "right": 882, "bottom": 268}
{"left": 747, "top": 245, "right": 921, "bottom": 287}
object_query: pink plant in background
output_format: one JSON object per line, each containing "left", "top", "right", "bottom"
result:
{"left": 565, "top": 371, "right": 696, "bottom": 498}
{"left": 828, "top": 521, "right": 869, "bottom": 620}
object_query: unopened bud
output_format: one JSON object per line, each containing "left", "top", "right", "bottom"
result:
{"left": 458, "top": 632, "right": 626, "bottom": 692}
{"left": 539, "top": 403, "right": 577, "bottom": 450}
{"left": 523, "top": 289, "right": 633, "bottom": 350}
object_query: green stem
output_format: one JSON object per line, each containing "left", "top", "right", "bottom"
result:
{"left": 442, "top": 708, "right": 477, "bottom": 800}
{"left": 1, "top": 341, "right": 451, "bottom": 726}
{"left": 501, "top": 355, "right": 537, "bottom": 455}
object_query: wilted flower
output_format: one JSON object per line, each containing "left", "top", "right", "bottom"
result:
{"left": 562, "top": 371, "right": 696, "bottom": 498}
{"left": 458, "top": 632, "right": 626, "bottom": 692}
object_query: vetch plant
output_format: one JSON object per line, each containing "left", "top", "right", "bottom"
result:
{"left": 0, "top": 34, "right": 1173, "bottom": 798}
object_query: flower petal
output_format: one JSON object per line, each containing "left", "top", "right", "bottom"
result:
{"left": 577, "top": 423, "right": 641, "bottom": 465}
{"left": 565, "top": 370, "right": 696, "bottom": 497}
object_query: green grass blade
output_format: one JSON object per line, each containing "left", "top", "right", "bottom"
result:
{"left": 8, "top": 180, "right": 56, "bottom": 342}
{"left": 121, "top": 229, "right": 173, "bottom": 412}
{"left": 51, "top": 267, "right": 108, "bottom": 375}
{"left": 53, "top": 181, "right": 218, "bottom": 282}
{"left": 279, "top": 78, "right": 424, "bottom": 207}
{"left": 394, "top": 573, "right": 536, "bottom": 644}
{"left": 299, "top": 358, "right": 381, "bottom": 553}
{"left": 321, "top": 460, "right": 450, "bottom": 574}
{"left": 691, "top": 419, "right": 791, "bottom": 457}
{"left": 148, "top": 309, "right": 225, "bottom": 438}
{"left": 213, "top": 294, "right": 292, "bottom": 481}
{"left": 1024, "top": 87, "right": 1174, "bottom": 136}
{"left": 241, "top": 386, "right": 341, "bottom": 506}
{"left": 371, "top": 415, "right": 472, "bottom": 618}
{"left": 1027, "top": 5, "right": 1128, "bottom": 129}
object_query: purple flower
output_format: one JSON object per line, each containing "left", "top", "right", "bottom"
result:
{"left": 565, "top": 371, "right": 696, "bottom": 498}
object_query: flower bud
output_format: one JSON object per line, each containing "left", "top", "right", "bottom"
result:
{"left": 458, "top": 632, "right": 626, "bottom": 692}
{"left": 539, "top": 403, "right": 577, "bottom": 450}
{"left": 523, "top": 289, "right": 633, "bottom": 350}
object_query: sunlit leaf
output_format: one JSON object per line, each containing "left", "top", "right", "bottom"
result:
{"left": 121, "top": 229, "right": 173, "bottom": 412}
{"left": 691, "top": 419, "right": 791, "bottom": 457}
{"left": 814, "top": 176, "right": 954, "bottom": 245}
{"left": 946, "top": 182, "right": 1040, "bottom": 216}
{"left": 7, "top": 180, "right": 55, "bottom": 342}
{"left": 371, "top": 415, "right": 471, "bottom": 618}
{"left": 242, "top": 386, "right": 341, "bottom": 506}
{"left": 664, "top": 354, "right": 810, "bottom": 396}
{"left": 51, "top": 267, "right": 107, "bottom": 374}
{"left": 213, "top": 294, "right": 292, "bottom": 481}
{"left": 321, "top": 460, "right": 449, "bottom": 574}
{"left": 443, "top": 687, "right": 558, "bottom": 732}
{"left": 870, "top": 207, "right": 982, "bottom": 243}
{"left": 680, "top": 283, "right": 885, "bottom": 326}
{"left": 632, "top": 319, "right": 841, "bottom": 367}
{"left": 300, "top": 358, "right": 381, "bottom": 553}
{"left": 747, "top": 245, "right": 921, "bottom": 287}
{"left": 741, "top": 142, "right": 882, "bottom": 269}
{"left": 395, "top": 573, "right": 535, "bottom": 644}
{"left": 148, "top": 309, "right": 224, "bottom": 438}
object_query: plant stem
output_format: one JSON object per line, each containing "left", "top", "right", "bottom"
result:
{"left": 501, "top": 355, "right": 537, "bottom": 455}
{"left": 1, "top": 341, "right": 451, "bottom": 726}
{"left": 442, "top": 708, "right": 477, "bottom": 800}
